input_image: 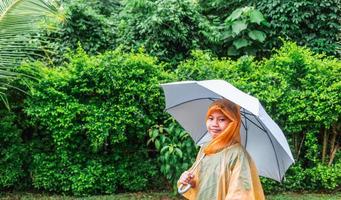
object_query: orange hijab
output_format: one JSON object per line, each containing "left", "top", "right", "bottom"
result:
{"left": 204, "top": 99, "right": 241, "bottom": 155}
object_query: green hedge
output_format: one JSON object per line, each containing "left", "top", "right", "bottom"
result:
{"left": 1, "top": 42, "right": 340, "bottom": 195}
{"left": 8, "top": 48, "right": 168, "bottom": 195}
{"left": 0, "top": 110, "right": 25, "bottom": 189}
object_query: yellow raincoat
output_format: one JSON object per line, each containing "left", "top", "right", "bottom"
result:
{"left": 178, "top": 99, "right": 265, "bottom": 200}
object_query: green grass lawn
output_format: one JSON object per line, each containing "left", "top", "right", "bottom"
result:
{"left": 0, "top": 192, "right": 340, "bottom": 200}
{"left": 0, "top": 193, "right": 341, "bottom": 200}
{"left": 266, "top": 192, "right": 341, "bottom": 200}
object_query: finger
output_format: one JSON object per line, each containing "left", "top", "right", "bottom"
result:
{"left": 181, "top": 179, "right": 188, "bottom": 185}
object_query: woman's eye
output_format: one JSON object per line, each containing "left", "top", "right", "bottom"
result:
{"left": 219, "top": 118, "right": 226, "bottom": 122}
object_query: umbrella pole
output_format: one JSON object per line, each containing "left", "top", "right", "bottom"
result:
{"left": 178, "top": 154, "right": 206, "bottom": 194}
{"left": 190, "top": 153, "right": 206, "bottom": 172}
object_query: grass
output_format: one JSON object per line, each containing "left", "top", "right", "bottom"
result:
{"left": 0, "top": 192, "right": 340, "bottom": 200}
{"left": 266, "top": 192, "right": 341, "bottom": 200}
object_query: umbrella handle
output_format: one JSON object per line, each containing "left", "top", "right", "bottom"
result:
{"left": 177, "top": 154, "right": 206, "bottom": 195}
{"left": 178, "top": 183, "right": 192, "bottom": 194}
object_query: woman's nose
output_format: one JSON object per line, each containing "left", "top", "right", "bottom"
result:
{"left": 212, "top": 119, "right": 218, "bottom": 126}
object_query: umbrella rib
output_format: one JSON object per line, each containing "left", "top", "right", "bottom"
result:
{"left": 241, "top": 110, "right": 283, "bottom": 181}
{"left": 241, "top": 113, "right": 266, "bottom": 132}
{"left": 240, "top": 117, "right": 246, "bottom": 130}
{"left": 191, "top": 97, "right": 218, "bottom": 144}
{"left": 254, "top": 117, "right": 282, "bottom": 181}
{"left": 165, "top": 97, "right": 218, "bottom": 111}
{"left": 241, "top": 108, "right": 248, "bottom": 148}
{"left": 195, "top": 130, "right": 208, "bottom": 144}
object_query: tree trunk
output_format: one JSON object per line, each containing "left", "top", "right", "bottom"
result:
{"left": 294, "top": 133, "right": 298, "bottom": 158}
{"left": 296, "top": 132, "right": 305, "bottom": 161}
{"left": 328, "top": 123, "right": 340, "bottom": 166}
{"left": 328, "top": 143, "right": 339, "bottom": 166}
{"left": 322, "top": 127, "right": 328, "bottom": 163}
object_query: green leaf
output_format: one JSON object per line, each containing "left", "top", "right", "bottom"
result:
{"left": 175, "top": 148, "right": 183, "bottom": 158}
{"left": 151, "top": 129, "right": 158, "bottom": 138}
{"left": 160, "top": 146, "right": 168, "bottom": 153}
{"left": 233, "top": 38, "right": 250, "bottom": 49}
{"left": 165, "top": 164, "right": 170, "bottom": 173}
{"left": 249, "top": 9, "right": 265, "bottom": 25}
{"left": 248, "top": 30, "right": 266, "bottom": 42}
{"left": 169, "top": 145, "right": 174, "bottom": 153}
{"left": 164, "top": 127, "right": 170, "bottom": 134}
{"left": 231, "top": 21, "right": 247, "bottom": 35}
{"left": 227, "top": 46, "right": 240, "bottom": 56}
{"left": 147, "top": 138, "right": 153, "bottom": 145}
{"left": 179, "top": 131, "right": 187, "bottom": 139}
{"left": 155, "top": 140, "right": 160, "bottom": 150}
{"left": 227, "top": 8, "right": 243, "bottom": 21}
{"left": 221, "top": 30, "right": 233, "bottom": 41}
{"left": 261, "top": 21, "right": 271, "bottom": 28}
{"left": 164, "top": 151, "right": 170, "bottom": 160}
{"left": 244, "top": 47, "right": 257, "bottom": 56}
{"left": 160, "top": 135, "right": 166, "bottom": 143}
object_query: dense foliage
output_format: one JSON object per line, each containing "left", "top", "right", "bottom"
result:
{"left": 2, "top": 48, "right": 168, "bottom": 195}
{"left": 41, "top": 0, "right": 340, "bottom": 65}
{"left": 1, "top": 40, "right": 340, "bottom": 195}
{"left": 0, "top": 110, "right": 25, "bottom": 189}
{"left": 44, "top": 0, "right": 119, "bottom": 64}
{"left": 0, "top": 0, "right": 340, "bottom": 196}
{"left": 199, "top": 0, "right": 341, "bottom": 57}
{"left": 255, "top": 0, "right": 341, "bottom": 57}
{"left": 117, "top": 0, "right": 210, "bottom": 66}
{"left": 148, "top": 118, "right": 198, "bottom": 191}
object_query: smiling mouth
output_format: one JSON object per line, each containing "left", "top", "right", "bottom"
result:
{"left": 210, "top": 129, "right": 221, "bottom": 133}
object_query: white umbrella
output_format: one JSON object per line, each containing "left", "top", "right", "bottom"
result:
{"left": 161, "top": 79, "right": 294, "bottom": 182}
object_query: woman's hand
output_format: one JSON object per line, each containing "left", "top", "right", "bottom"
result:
{"left": 179, "top": 171, "right": 196, "bottom": 187}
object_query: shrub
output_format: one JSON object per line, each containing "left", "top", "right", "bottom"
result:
{"left": 17, "top": 47, "right": 166, "bottom": 195}
{"left": 148, "top": 118, "right": 198, "bottom": 191}
{"left": 305, "top": 163, "right": 341, "bottom": 191}
{"left": 0, "top": 110, "right": 25, "bottom": 189}
{"left": 44, "top": 0, "right": 119, "bottom": 64}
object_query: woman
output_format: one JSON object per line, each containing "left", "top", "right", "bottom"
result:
{"left": 178, "top": 99, "right": 265, "bottom": 200}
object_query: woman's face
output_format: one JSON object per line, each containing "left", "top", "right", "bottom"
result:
{"left": 206, "top": 110, "right": 230, "bottom": 139}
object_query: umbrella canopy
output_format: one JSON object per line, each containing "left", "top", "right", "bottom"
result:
{"left": 161, "top": 80, "right": 294, "bottom": 182}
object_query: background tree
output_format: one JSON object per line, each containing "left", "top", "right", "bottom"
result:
{"left": 117, "top": 0, "right": 211, "bottom": 67}
{"left": 213, "top": 6, "right": 269, "bottom": 57}
{"left": 198, "top": 0, "right": 341, "bottom": 58}
{"left": 44, "top": 0, "right": 121, "bottom": 65}
{"left": 255, "top": 0, "right": 341, "bottom": 57}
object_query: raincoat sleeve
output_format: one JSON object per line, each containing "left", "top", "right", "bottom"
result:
{"left": 226, "top": 150, "right": 265, "bottom": 200}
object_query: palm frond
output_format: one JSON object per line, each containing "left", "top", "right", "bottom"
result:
{"left": 0, "top": 0, "right": 64, "bottom": 109}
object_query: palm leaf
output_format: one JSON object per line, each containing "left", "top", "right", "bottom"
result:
{"left": 0, "top": 0, "right": 63, "bottom": 109}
